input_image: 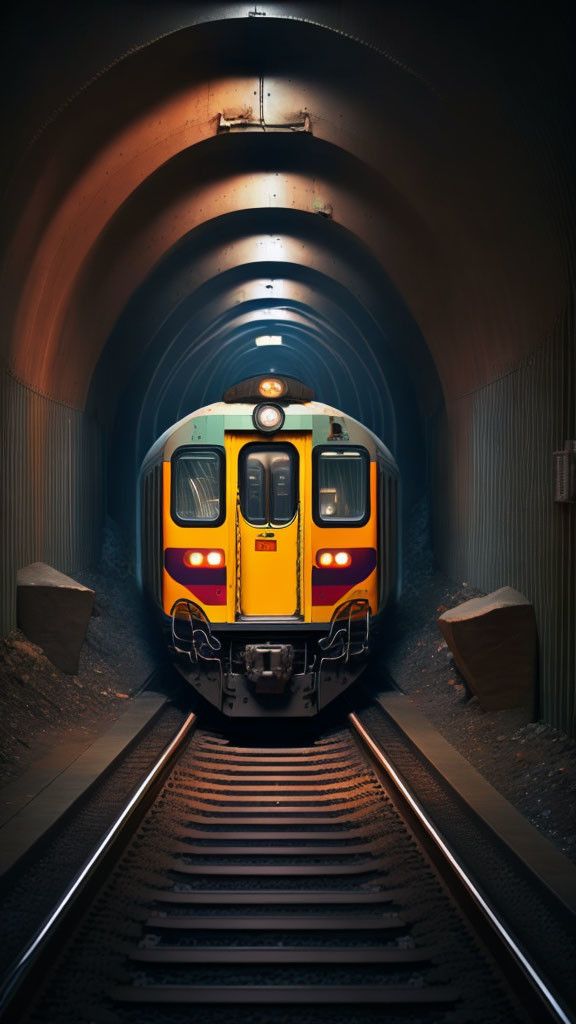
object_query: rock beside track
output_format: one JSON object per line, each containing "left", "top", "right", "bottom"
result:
{"left": 437, "top": 586, "right": 537, "bottom": 711}
{"left": 17, "top": 562, "right": 95, "bottom": 674}
{"left": 0, "top": 565, "right": 161, "bottom": 790}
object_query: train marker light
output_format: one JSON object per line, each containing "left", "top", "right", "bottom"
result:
{"left": 259, "top": 377, "right": 286, "bottom": 398}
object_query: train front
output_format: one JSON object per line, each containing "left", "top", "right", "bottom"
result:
{"left": 142, "top": 375, "right": 395, "bottom": 717}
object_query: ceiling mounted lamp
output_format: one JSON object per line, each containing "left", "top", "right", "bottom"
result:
{"left": 255, "top": 335, "right": 283, "bottom": 346}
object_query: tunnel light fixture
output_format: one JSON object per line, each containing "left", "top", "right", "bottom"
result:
{"left": 255, "top": 335, "right": 283, "bottom": 346}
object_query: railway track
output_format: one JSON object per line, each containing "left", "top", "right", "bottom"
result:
{"left": 1, "top": 706, "right": 573, "bottom": 1023}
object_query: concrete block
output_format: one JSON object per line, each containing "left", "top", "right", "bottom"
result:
{"left": 17, "top": 562, "right": 95, "bottom": 674}
{"left": 437, "top": 587, "right": 536, "bottom": 711}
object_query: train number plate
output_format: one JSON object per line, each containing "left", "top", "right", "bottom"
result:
{"left": 255, "top": 539, "right": 277, "bottom": 551}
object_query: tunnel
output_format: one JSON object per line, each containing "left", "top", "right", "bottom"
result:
{"left": 1, "top": 0, "right": 575, "bottom": 733}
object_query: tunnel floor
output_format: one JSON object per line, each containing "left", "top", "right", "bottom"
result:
{"left": 0, "top": 535, "right": 575, "bottom": 867}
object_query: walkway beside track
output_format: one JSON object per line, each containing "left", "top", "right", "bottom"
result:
{"left": 0, "top": 691, "right": 166, "bottom": 877}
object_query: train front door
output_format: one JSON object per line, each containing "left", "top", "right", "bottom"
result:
{"left": 229, "top": 435, "right": 308, "bottom": 617}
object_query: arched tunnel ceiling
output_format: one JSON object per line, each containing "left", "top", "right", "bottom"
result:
{"left": 21, "top": 130, "right": 437, "bottom": 408}
{"left": 92, "top": 206, "right": 431, "bottom": 525}
{"left": 1, "top": 8, "right": 570, "bottom": 428}
{"left": 89, "top": 207, "right": 437, "bottom": 429}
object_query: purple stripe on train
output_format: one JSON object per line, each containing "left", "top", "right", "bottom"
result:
{"left": 312, "top": 547, "right": 377, "bottom": 587}
{"left": 165, "top": 548, "right": 227, "bottom": 587}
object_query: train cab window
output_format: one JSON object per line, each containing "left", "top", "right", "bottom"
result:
{"left": 240, "top": 445, "right": 298, "bottom": 526}
{"left": 314, "top": 447, "right": 370, "bottom": 526}
{"left": 172, "top": 447, "right": 225, "bottom": 525}
{"left": 270, "top": 456, "right": 294, "bottom": 524}
{"left": 244, "top": 455, "right": 267, "bottom": 525}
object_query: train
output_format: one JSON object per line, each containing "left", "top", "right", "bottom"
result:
{"left": 140, "top": 374, "right": 400, "bottom": 717}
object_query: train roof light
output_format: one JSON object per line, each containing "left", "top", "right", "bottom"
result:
{"left": 259, "top": 377, "right": 286, "bottom": 398}
{"left": 222, "top": 376, "right": 314, "bottom": 403}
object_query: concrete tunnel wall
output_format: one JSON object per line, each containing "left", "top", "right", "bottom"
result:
{"left": 0, "top": 2, "right": 574, "bottom": 731}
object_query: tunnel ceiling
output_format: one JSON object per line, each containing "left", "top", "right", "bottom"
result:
{"left": 1, "top": 4, "right": 572, "bottom": 439}
{"left": 89, "top": 206, "right": 435, "bottom": 431}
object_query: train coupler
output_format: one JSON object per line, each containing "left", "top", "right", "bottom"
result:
{"left": 245, "top": 643, "right": 294, "bottom": 694}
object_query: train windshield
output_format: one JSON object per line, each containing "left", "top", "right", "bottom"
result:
{"left": 240, "top": 444, "right": 298, "bottom": 527}
{"left": 316, "top": 448, "right": 369, "bottom": 523}
{"left": 173, "top": 449, "right": 223, "bottom": 522}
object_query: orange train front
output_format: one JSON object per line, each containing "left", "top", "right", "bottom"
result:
{"left": 140, "top": 375, "right": 400, "bottom": 717}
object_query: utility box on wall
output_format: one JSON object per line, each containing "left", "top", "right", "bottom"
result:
{"left": 553, "top": 441, "right": 576, "bottom": 502}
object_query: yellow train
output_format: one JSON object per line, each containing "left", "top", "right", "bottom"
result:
{"left": 140, "top": 374, "right": 399, "bottom": 717}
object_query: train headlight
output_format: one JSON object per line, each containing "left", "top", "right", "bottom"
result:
{"left": 184, "top": 551, "right": 204, "bottom": 567}
{"left": 253, "top": 403, "right": 285, "bottom": 433}
{"left": 259, "top": 378, "right": 286, "bottom": 399}
{"left": 183, "top": 550, "right": 225, "bottom": 568}
{"left": 317, "top": 550, "right": 352, "bottom": 568}
{"left": 206, "top": 550, "right": 224, "bottom": 567}
{"left": 334, "top": 551, "right": 352, "bottom": 567}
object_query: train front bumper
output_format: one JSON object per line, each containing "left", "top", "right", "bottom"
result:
{"left": 164, "top": 599, "right": 370, "bottom": 717}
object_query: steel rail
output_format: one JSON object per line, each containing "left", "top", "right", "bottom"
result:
{"left": 0, "top": 711, "right": 197, "bottom": 1021}
{"left": 348, "top": 711, "right": 574, "bottom": 1024}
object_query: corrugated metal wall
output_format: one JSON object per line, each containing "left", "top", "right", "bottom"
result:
{"left": 0, "top": 369, "right": 104, "bottom": 637}
{"left": 433, "top": 300, "right": 576, "bottom": 734}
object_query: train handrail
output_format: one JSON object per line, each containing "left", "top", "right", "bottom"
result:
{"left": 171, "top": 601, "right": 224, "bottom": 697}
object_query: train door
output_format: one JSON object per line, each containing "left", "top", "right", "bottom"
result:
{"left": 228, "top": 434, "right": 308, "bottom": 617}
